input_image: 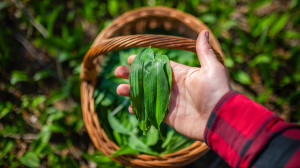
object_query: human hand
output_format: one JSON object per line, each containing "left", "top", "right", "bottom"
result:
{"left": 114, "top": 30, "right": 231, "bottom": 141}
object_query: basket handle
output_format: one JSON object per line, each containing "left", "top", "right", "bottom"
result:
{"left": 92, "top": 6, "right": 223, "bottom": 52}
{"left": 81, "top": 6, "right": 224, "bottom": 84}
{"left": 81, "top": 34, "right": 223, "bottom": 83}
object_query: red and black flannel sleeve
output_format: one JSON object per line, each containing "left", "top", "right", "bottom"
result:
{"left": 204, "top": 91, "right": 300, "bottom": 168}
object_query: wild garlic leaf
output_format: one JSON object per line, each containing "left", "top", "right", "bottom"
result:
{"left": 145, "top": 126, "right": 159, "bottom": 146}
{"left": 169, "top": 135, "right": 192, "bottom": 152}
{"left": 161, "top": 129, "right": 175, "bottom": 148}
{"left": 128, "top": 135, "right": 159, "bottom": 156}
{"left": 129, "top": 47, "right": 152, "bottom": 134}
{"left": 160, "top": 55, "right": 172, "bottom": 90}
{"left": 113, "top": 130, "right": 123, "bottom": 146}
{"left": 154, "top": 55, "right": 171, "bottom": 134}
{"left": 129, "top": 47, "right": 172, "bottom": 137}
{"left": 143, "top": 59, "right": 157, "bottom": 128}
{"left": 107, "top": 113, "right": 132, "bottom": 136}
{"left": 110, "top": 145, "right": 139, "bottom": 157}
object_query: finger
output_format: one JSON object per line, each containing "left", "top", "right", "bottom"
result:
{"left": 128, "top": 105, "right": 134, "bottom": 114}
{"left": 196, "top": 30, "right": 219, "bottom": 68}
{"left": 115, "top": 66, "right": 130, "bottom": 79}
{"left": 128, "top": 55, "right": 136, "bottom": 65}
{"left": 116, "top": 84, "right": 130, "bottom": 97}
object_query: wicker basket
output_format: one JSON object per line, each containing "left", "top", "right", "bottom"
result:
{"left": 80, "top": 6, "right": 224, "bottom": 168}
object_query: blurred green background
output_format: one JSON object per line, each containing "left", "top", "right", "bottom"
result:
{"left": 0, "top": 0, "right": 299, "bottom": 167}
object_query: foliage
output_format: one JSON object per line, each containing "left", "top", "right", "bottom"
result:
{"left": 0, "top": 0, "right": 299, "bottom": 167}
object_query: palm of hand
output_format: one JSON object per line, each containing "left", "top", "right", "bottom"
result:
{"left": 165, "top": 62, "right": 216, "bottom": 140}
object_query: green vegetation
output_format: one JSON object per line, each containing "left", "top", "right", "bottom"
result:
{"left": 0, "top": 0, "right": 299, "bottom": 167}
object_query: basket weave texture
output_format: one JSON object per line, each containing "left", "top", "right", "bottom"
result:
{"left": 80, "top": 6, "right": 224, "bottom": 168}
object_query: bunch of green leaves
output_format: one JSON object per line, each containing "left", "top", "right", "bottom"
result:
{"left": 94, "top": 48, "right": 195, "bottom": 156}
{"left": 129, "top": 47, "right": 172, "bottom": 136}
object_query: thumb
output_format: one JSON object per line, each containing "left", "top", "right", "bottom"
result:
{"left": 196, "top": 30, "right": 219, "bottom": 68}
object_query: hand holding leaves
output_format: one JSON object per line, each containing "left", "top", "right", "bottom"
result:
{"left": 115, "top": 30, "right": 231, "bottom": 141}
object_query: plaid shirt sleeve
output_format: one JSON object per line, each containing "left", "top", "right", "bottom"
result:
{"left": 204, "top": 91, "right": 300, "bottom": 168}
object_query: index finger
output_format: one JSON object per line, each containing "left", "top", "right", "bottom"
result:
{"left": 128, "top": 55, "right": 136, "bottom": 65}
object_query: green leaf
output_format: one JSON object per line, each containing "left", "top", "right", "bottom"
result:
{"left": 143, "top": 59, "right": 157, "bottom": 128}
{"left": 189, "top": 0, "right": 200, "bottom": 9}
{"left": 200, "top": 14, "right": 217, "bottom": 24}
{"left": 269, "top": 13, "right": 289, "bottom": 37}
{"left": 110, "top": 145, "right": 139, "bottom": 157}
{"left": 284, "top": 30, "right": 300, "bottom": 39}
{"left": 232, "top": 70, "right": 252, "bottom": 85}
{"left": 107, "top": 113, "right": 132, "bottom": 136}
{"left": 83, "top": 152, "right": 113, "bottom": 163}
{"left": 160, "top": 130, "right": 193, "bottom": 154}
{"left": 113, "top": 130, "right": 123, "bottom": 146}
{"left": 128, "top": 135, "right": 159, "bottom": 156}
{"left": 129, "top": 47, "right": 152, "bottom": 134}
{"left": 162, "top": 129, "right": 175, "bottom": 148}
{"left": 252, "top": 14, "right": 277, "bottom": 37}
{"left": 160, "top": 55, "right": 172, "bottom": 90}
{"left": 49, "top": 124, "right": 66, "bottom": 132}
{"left": 32, "top": 95, "right": 46, "bottom": 109}
{"left": 1, "top": 140, "right": 14, "bottom": 159}
{"left": 19, "top": 152, "right": 40, "bottom": 168}
{"left": 128, "top": 114, "right": 139, "bottom": 128}
{"left": 10, "top": 71, "right": 29, "bottom": 85}
{"left": 33, "top": 70, "right": 52, "bottom": 81}
{"left": 169, "top": 134, "right": 192, "bottom": 152}
{"left": 47, "top": 109, "right": 64, "bottom": 122}
{"left": 221, "top": 20, "right": 237, "bottom": 31}
{"left": 249, "top": 54, "right": 271, "bottom": 67}
{"left": 47, "top": 5, "right": 63, "bottom": 36}
{"left": 47, "top": 89, "right": 67, "bottom": 105}
{"left": 83, "top": 152, "right": 123, "bottom": 167}
{"left": 145, "top": 126, "right": 159, "bottom": 146}
{"left": 31, "top": 126, "right": 51, "bottom": 155}
{"left": 289, "top": 0, "right": 298, "bottom": 9}
{"left": 94, "top": 90, "right": 106, "bottom": 105}
{"left": 0, "top": 101, "right": 12, "bottom": 119}
{"left": 154, "top": 55, "right": 171, "bottom": 134}
{"left": 108, "top": 0, "right": 118, "bottom": 16}
{"left": 101, "top": 93, "right": 115, "bottom": 106}
{"left": 108, "top": 113, "right": 158, "bottom": 155}
{"left": 257, "top": 27, "right": 268, "bottom": 48}
{"left": 225, "top": 56, "right": 234, "bottom": 68}
{"left": 177, "top": 1, "right": 186, "bottom": 11}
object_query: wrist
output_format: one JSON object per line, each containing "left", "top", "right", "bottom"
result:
{"left": 195, "top": 89, "right": 232, "bottom": 141}
{"left": 203, "top": 91, "right": 238, "bottom": 143}
{"left": 197, "top": 89, "right": 232, "bottom": 139}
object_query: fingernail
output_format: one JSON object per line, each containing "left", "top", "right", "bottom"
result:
{"left": 205, "top": 32, "right": 209, "bottom": 41}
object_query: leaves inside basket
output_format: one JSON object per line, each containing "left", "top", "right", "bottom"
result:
{"left": 108, "top": 113, "right": 159, "bottom": 156}
{"left": 94, "top": 47, "right": 194, "bottom": 156}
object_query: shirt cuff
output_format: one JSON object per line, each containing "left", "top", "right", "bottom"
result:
{"left": 203, "top": 91, "right": 282, "bottom": 167}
